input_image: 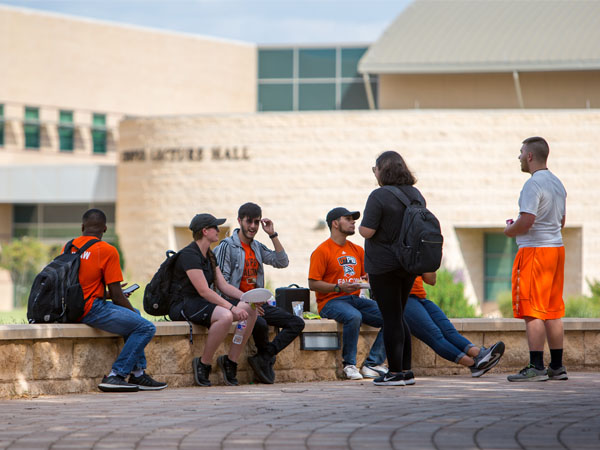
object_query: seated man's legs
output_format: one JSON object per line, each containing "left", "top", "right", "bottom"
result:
{"left": 404, "top": 295, "right": 470, "bottom": 364}
{"left": 82, "top": 299, "right": 163, "bottom": 391}
{"left": 345, "top": 296, "right": 386, "bottom": 370}
{"left": 249, "top": 305, "right": 305, "bottom": 384}
{"left": 320, "top": 296, "right": 364, "bottom": 378}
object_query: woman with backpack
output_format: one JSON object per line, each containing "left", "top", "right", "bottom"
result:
{"left": 358, "top": 151, "right": 426, "bottom": 387}
{"left": 169, "top": 213, "right": 259, "bottom": 387}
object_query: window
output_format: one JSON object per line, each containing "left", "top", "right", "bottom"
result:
{"left": 92, "top": 113, "right": 107, "bottom": 154}
{"left": 257, "top": 45, "right": 377, "bottom": 112}
{"left": 341, "top": 81, "right": 377, "bottom": 110}
{"left": 258, "top": 84, "right": 294, "bottom": 111}
{"left": 13, "top": 203, "right": 116, "bottom": 242}
{"left": 484, "top": 233, "right": 518, "bottom": 302}
{"left": 0, "top": 104, "right": 4, "bottom": 147}
{"left": 24, "top": 107, "right": 40, "bottom": 149}
{"left": 298, "top": 49, "right": 336, "bottom": 78}
{"left": 258, "top": 49, "right": 293, "bottom": 79}
{"left": 341, "top": 48, "right": 367, "bottom": 78}
{"left": 58, "top": 110, "right": 74, "bottom": 152}
{"left": 298, "top": 83, "right": 336, "bottom": 110}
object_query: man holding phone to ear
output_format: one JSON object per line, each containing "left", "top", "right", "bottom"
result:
{"left": 69, "top": 208, "right": 167, "bottom": 392}
{"left": 214, "top": 202, "right": 305, "bottom": 384}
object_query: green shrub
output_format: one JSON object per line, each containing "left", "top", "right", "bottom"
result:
{"left": 424, "top": 269, "right": 478, "bottom": 318}
{"left": 497, "top": 291, "right": 514, "bottom": 318}
{"left": 564, "top": 295, "right": 600, "bottom": 318}
{"left": 0, "top": 237, "right": 53, "bottom": 307}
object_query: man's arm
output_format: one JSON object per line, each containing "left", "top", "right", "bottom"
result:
{"left": 259, "top": 218, "right": 289, "bottom": 268}
{"left": 308, "top": 279, "right": 360, "bottom": 294}
{"left": 107, "top": 281, "right": 136, "bottom": 312}
{"left": 504, "top": 212, "right": 536, "bottom": 237}
{"left": 422, "top": 272, "right": 437, "bottom": 286}
{"left": 359, "top": 226, "right": 376, "bottom": 239}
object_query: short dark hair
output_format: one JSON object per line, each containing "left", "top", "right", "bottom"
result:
{"left": 82, "top": 208, "right": 106, "bottom": 225}
{"left": 375, "top": 151, "right": 416, "bottom": 186}
{"left": 522, "top": 136, "right": 549, "bottom": 162}
{"left": 82, "top": 208, "right": 106, "bottom": 233}
{"left": 238, "top": 202, "right": 262, "bottom": 220}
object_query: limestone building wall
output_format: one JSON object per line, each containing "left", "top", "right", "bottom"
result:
{"left": 116, "top": 110, "right": 600, "bottom": 307}
{"left": 378, "top": 71, "right": 600, "bottom": 109}
{"left": 0, "top": 6, "right": 256, "bottom": 116}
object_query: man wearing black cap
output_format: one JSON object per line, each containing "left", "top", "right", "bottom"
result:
{"left": 214, "top": 202, "right": 304, "bottom": 384}
{"left": 169, "top": 213, "right": 258, "bottom": 386}
{"left": 308, "top": 207, "right": 387, "bottom": 380}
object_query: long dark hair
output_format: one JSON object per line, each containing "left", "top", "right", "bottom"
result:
{"left": 375, "top": 151, "right": 416, "bottom": 186}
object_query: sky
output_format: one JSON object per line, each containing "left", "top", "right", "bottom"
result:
{"left": 0, "top": 0, "right": 413, "bottom": 44}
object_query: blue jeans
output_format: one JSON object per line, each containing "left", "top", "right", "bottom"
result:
{"left": 81, "top": 299, "right": 156, "bottom": 378}
{"left": 320, "top": 295, "right": 385, "bottom": 367}
{"left": 404, "top": 295, "right": 474, "bottom": 363}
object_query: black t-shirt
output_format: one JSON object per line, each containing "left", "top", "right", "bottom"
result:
{"left": 361, "top": 184, "right": 426, "bottom": 274}
{"left": 173, "top": 241, "right": 217, "bottom": 299}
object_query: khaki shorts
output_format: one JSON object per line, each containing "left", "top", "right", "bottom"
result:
{"left": 512, "top": 246, "right": 565, "bottom": 320}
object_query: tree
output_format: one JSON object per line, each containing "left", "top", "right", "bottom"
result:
{"left": 0, "top": 237, "right": 52, "bottom": 307}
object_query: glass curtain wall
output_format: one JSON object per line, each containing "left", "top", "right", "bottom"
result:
{"left": 258, "top": 46, "right": 377, "bottom": 111}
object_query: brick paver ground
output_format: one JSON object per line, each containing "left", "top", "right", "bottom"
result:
{"left": 1, "top": 372, "right": 599, "bottom": 449}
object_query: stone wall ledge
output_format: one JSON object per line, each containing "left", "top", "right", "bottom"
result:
{"left": 2, "top": 318, "right": 599, "bottom": 341}
{"left": 1, "top": 318, "right": 599, "bottom": 398}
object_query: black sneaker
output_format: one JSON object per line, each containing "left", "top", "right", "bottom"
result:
{"left": 192, "top": 357, "right": 212, "bottom": 387}
{"left": 404, "top": 370, "right": 416, "bottom": 385}
{"left": 373, "top": 371, "right": 405, "bottom": 386}
{"left": 470, "top": 341, "right": 505, "bottom": 377}
{"left": 547, "top": 365, "right": 568, "bottom": 380}
{"left": 129, "top": 373, "right": 168, "bottom": 391}
{"left": 248, "top": 353, "right": 274, "bottom": 384}
{"left": 217, "top": 355, "right": 239, "bottom": 386}
{"left": 98, "top": 375, "right": 139, "bottom": 392}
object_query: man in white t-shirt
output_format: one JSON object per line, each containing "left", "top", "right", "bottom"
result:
{"left": 504, "top": 136, "right": 567, "bottom": 382}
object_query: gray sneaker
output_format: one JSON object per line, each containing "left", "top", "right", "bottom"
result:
{"left": 547, "top": 365, "right": 568, "bottom": 380}
{"left": 470, "top": 341, "right": 505, "bottom": 377}
{"left": 507, "top": 364, "right": 549, "bottom": 382}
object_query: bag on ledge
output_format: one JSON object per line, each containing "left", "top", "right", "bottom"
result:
{"left": 27, "top": 238, "right": 100, "bottom": 324}
{"left": 143, "top": 249, "right": 181, "bottom": 317}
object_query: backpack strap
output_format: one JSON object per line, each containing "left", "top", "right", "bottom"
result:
{"left": 382, "top": 185, "right": 415, "bottom": 207}
{"left": 76, "top": 238, "right": 101, "bottom": 254}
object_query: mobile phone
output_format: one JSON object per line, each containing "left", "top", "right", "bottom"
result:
{"left": 123, "top": 283, "right": 140, "bottom": 295}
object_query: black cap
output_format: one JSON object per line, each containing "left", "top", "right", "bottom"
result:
{"left": 326, "top": 207, "right": 360, "bottom": 229}
{"left": 189, "top": 214, "right": 226, "bottom": 233}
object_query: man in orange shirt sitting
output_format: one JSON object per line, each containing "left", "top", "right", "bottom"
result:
{"left": 308, "top": 207, "right": 386, "bottom": 380}
{"left": 73, "top": 209, "right": 166, "bottom": 392}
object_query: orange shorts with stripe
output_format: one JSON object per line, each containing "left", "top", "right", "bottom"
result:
{"left": 512, "top": 246, "right": 565, "bottom": 320}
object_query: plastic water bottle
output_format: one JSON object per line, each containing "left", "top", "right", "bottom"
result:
{"left": 232, "top": 320, "right": 246, "bottom": 344}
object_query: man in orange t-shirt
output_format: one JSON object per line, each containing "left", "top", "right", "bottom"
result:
{"left": 309, "top": 207, "right": 385, "bottom": 381}
{"left": 72, "top": 209, "right": 166, "bottom": 392}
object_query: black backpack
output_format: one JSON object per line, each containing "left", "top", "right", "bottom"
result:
{"left": 143, "top": 250, "right": 181, "bottom": 316}
{"left": 27, "top": 239, "right": 101, "bottom": 323}
{"left": 383, "top": 185, "right": 444, "bottom": 275}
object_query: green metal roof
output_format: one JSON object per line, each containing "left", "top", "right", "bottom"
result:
{"left": 359, "top": 0, "right": 600, "bottom": 74}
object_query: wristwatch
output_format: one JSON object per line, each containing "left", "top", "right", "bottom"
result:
{"left": 269, "top": 232, "right": 278, "bottom": 239}
{"left": 333, "top": 284, "right": 341, "bottom": 293}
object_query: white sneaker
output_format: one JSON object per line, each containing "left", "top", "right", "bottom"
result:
{"left": 343, "top": 365, "right": 363, "bottom": 380}
{"left": 361, "top": 364, "right": 388, "bottom": 378}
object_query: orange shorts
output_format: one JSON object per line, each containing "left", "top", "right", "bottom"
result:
{"left": 512, "top": 246, "right": 565, "bottom": 320}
